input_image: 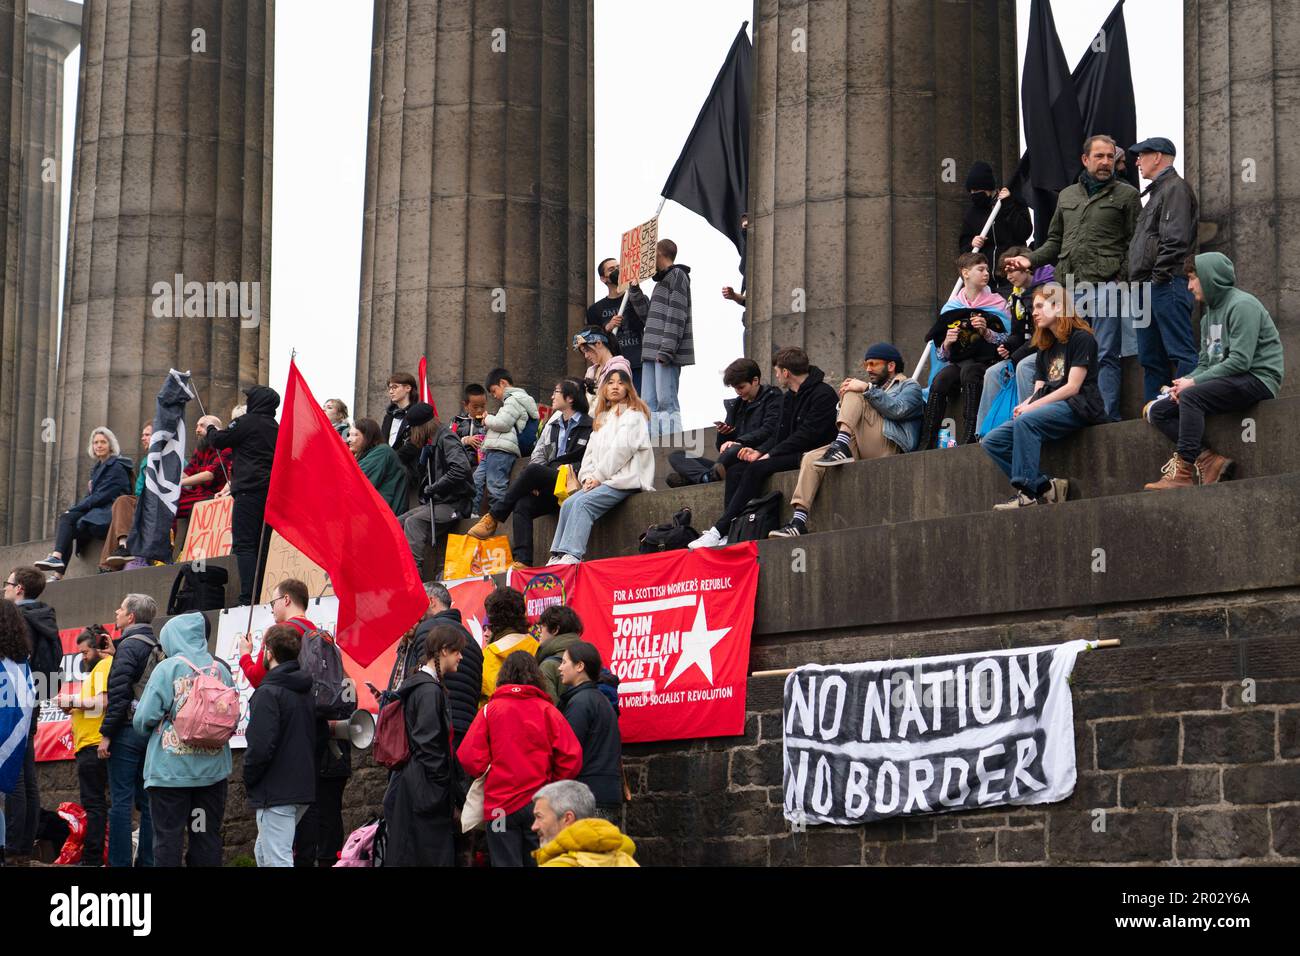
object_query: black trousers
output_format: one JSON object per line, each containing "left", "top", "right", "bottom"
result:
{"left": 490, "top": 462, "right": 561, "bottom": 565}
{"left": 922, "top": 358, "right": 989, "bottom": 448}
{"left": 4, "top": 722, "right": 38, "bottom": 855}
{"left": 148, "top": 781, "right": 227, "bottom": 867}
{"left": 1148, "top": 373, "right": 1273, "bottom": 462}
{"left": 712, "top": 453, "right": 800, "bottom": 536}
{"left": 231, "top": 491, "right": 268, "bottom": 605}
{"left": 484, "top": 804, "right": 539, "bottom": 868}
{"left": 293, "top": 775, "right": 347, "bottom": 867}
{"left": 76, "top": 746, "right": 109, "bottom": 866}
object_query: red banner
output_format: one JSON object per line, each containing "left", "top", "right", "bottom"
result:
{"left": 512, "top": 546, "right": 759, "bottom": 743}
{"left": 35, "top": 623, "right": 119, "bottom": 762}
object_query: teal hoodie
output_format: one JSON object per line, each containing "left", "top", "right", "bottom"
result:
{"left": 1192, "top": 252, "right": 1284, "bottom": 397}
{"left": 133, "top": 612, "right": 234, "bottom": 789}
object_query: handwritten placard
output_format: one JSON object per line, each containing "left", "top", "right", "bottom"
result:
{"left": 177, "top": 495, "right": 233, "bottom": 561}
{"left": 258, "top": 531, "right": 334, "bottom": 604}
{"left": 618, "top": 216, "right": 659, "bottom": 294}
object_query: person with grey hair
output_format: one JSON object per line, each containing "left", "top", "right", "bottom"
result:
{"left": 99, "top": 592, "right": 163, "bottom": 867}
{"left": 531, "top": 780, "right": 638, "bottom": 867}
{"left": 35, "top": 426, "right": 134, "bottom": 577}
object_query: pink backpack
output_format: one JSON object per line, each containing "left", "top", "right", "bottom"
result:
{"left": 171, "top": 656, "right": 239, "bottom": 748}
{"left": 334, "top": 818, "right": 386, "bottom": 867}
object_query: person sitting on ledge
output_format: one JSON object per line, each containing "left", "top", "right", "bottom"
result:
{"left": 769, "top": 343, "right": 923, "bottom": 538}
{"left": 36, "top": 427, "right": 134, "bottom": 578}
{"left": 1142, "top": 252, "right": 1284, "bottom": 490}
{"left": 666, "top": 357, "right": 781, "bottom": 488}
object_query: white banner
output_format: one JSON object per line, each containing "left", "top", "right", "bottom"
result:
{"left": 782, "top": 641, "right": 1089, "bottom": 826}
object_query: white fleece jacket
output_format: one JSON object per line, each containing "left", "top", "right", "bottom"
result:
{"left": 578, "top": 407, "right": 655, "bottom": 491}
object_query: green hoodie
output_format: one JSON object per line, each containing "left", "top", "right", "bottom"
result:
{"left": 1192, "top": 253, "right": 1284, "bottom": 397}
{"left": 133, "top": 612, "right": 235, "bottom": 789}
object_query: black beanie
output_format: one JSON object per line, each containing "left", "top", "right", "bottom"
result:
{"left": 965, "top": 161, "right": 996, "bottom": 192}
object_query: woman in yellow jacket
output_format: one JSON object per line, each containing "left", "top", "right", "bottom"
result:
{"left": 531, "top": 780, "right": 638, "bottom": 867}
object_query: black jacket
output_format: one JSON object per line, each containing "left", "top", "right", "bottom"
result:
{"left": 718, "top": 384, "right": 782, "bottom": 452}
{"left": 208, "top": 386, "right": 279, "bottom": 496}
{"left": 959, "top": 193, "right": 1032, "bottom": 284}
{"left": 560, "top": 681, "right": 623, "bottom": 807}
{"left": 416, "top": 609, "right": 482, "bottom": 740}
{"left": 1128, "top": 166, "right": 1198, "bottom": 284}
{"left": 243, "top": 660, "right": 317, "bottom": 808}
{"left": 538, "top": 414, "right": 593, "bottom": 470}
{"left": 760, "top": 367, "right": 839, "bottom": 459}
{"left": 382, "top": 670, "right": 457, "bottom": 866}
{"left": 381, "top": 402, "right": 413, "bottom": 456}
{"left": 19, "top": 601, "right": 60, "bottom": 702}
{"left": 417, "top": 423, "right": 474, "bottom": 517}
{"left": 101, "top": 623, "right": 159, "bottom": 740}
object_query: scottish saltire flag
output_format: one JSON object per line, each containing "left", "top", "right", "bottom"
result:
{"left": 1, "top": 658, "right": 34, "bottom": 794}
{"left": 126, "top": 369, "right": 195, "bottom": 563}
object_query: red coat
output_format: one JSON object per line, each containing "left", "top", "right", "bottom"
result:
{"left": 240, "top": 616, "right": 314, "bottom": 690}
{"left": 456, "top": 683, "right": 583, "bottom": 817}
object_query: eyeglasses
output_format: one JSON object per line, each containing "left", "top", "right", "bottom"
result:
{"left": 3, "top": 580, "right": 15, "bottom": 587}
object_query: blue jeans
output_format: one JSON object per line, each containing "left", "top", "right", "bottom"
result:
{"left": 550, "top": 484, "right": 635, "bottom": 560}
{"left": 1136, "top": 276, "right": 1198, "bottom": 401}
{"left": 107, "top": 725, "right": 154, "bottom": 867}
{"left": 256, "top": 804, "right": 307, "bottom": 867}
{"left": 1074, "top": 282, "right": 1128, "bottom": 421}
{"left": 640, "top": 361, "right": 682, "bottom": 436}
{"left": 976, "top": 354, "right": 1040, "bottom": 436}
{"left": 981, "top": 401, "right": 1087, "bottom": 496}
{"left": 473, "top": 450, "right": 515, "bottom": 513}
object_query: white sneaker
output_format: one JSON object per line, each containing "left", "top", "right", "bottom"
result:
{"left": 555, "top": 553, "right": 580, "bottom": 565}
{"left": 688, "top": 528, "right": 727, "bottom": 550}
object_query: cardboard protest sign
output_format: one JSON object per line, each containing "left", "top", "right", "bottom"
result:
{"left": 617, "top": 216, "right": 659, "bottom": 294}
{"left": 258, "top": 531, "right": 334, "bottom": 603}
{"left": 177, "top": 495, "right": 233, "bottom": 561}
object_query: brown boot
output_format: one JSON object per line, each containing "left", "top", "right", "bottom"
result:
{"left": 466, "top": 514, "right": 497, "bottom": 539}
{"left": 1144, "top": 455, "right": 1196, "bottom": 490}
{"left": 1195, "top": 448, "right": 1236, "bottom": 485}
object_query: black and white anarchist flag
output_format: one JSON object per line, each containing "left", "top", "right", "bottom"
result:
{"left": 783, "top": 641, "right": 1089, "bottom": 826}
{"left": 126, "top": 369, "right": 195, "bottom": 563}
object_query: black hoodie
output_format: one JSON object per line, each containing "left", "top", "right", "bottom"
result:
{"left": 208, "top": 385, "right": 280, "bottom": 496}
{"left": 760, "top": 366, "right": 839, "bottom": 459}
{"left": 19, "top": 601, "right": 60, "bottom": 702}
{"left": 243, "top": 659, "right": 318, "bottom": 808}
{"left": 718, "top": 383, "right": 782, "bottom": 452}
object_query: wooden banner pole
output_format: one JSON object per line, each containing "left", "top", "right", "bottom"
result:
{"left": 748, "top": 638, "right": 1121, "bottom": 679}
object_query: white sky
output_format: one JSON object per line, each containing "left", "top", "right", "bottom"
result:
{"left": 53, "top": 0, "right": 1184, "bottom": 429}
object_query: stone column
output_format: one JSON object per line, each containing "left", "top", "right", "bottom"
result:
{"left": 1, "top": 0, "right": 79, "bottom": 544}
{"left": 53, "top": 0, "right": 273, "bottom": 510}
{"left": 747, "top": 0, "right": 1019, "bottom": 381}
{"left": 356, "top": 0, "right": 591, "bottom": 421}
{"left": 1185, "top": 0, "right": 1299, "bottom": 395}
{"left": 0, "top": 1, "right": 22, "bottom": 544}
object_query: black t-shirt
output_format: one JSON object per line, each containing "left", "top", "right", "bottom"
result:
{"left": 586, "top": 291, "right": 645, "bottom": 366}
{"left": 1034, "top": 328, "right": 1105, "bottom": 424}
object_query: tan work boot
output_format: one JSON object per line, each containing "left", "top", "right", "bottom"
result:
{"left": 1144, "top": 455, "right": 1196, "bottom": 490}
{"left": 466, "top": 514, "right": 497, "bottom": 539}
{"left": 1195, "top": 448, "right": 1236, "bottom": 485}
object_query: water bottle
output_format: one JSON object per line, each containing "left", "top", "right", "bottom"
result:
{"left": 937, "top": 428, "right": 955, "bottom": 449}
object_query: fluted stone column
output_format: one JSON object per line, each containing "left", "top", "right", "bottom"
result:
{"left": 747, "top": 0, "right": 1019, "bottom": 381}
{"left": 0, "top": 0, "right": 24, "bottom": 544}
{"left": 356, "top": 0, "right": 592, "bottom": 420}
{"left": 1185, "top": 0, "right": 1299, "bottom": 395}
{"left": 53, "top": 0, "right": 273, "bottom": 509}
{"left": 1, "top": 0, "right": 79, "bottom": 544}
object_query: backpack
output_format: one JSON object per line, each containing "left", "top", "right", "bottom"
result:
{"left": 517, "top": 414, "right": 540, "bottom": 457}
{"left": 126, "top": 632, "right": 166, "bottom": 705}
{"left": 639, "top": 507, "right": 700, "bottom": 553}
{"left": 727, "top": 490, "right": 783, "bottom": 543}
{"left": 298, "top": 629, "right": 351, "bottom": 719}
{"left": 372, "top": 697, "right": 410, "bottom": 770}
{"left": 170, "top": 656, "right": 239, "bottom": 748}
{"left": 166, "top": 566, "right": 229, "bottom": 615}
{"left": 335, "top": 817, "right": 387, "bottom": 868}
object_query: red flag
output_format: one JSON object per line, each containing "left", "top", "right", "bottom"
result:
{"left": 265, "top": 360, "right": 428, "bottom": 666}
{"left": 417, "top": 356, "right": 438, "bottom": 418}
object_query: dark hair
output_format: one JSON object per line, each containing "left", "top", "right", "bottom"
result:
{"left": 0, "top": 599, "right": 27, "bottom": 662}
{"left": 538, "top": 605, "right": 583, "bottom": 636}
{"left": 263, "top": 623, "right": 302, "bottom": 664}
{"left": 77, "top": 625, "right": 112, "bottom": 651}
{"left": 485, "top": 368, "right": 513, "bottom": 390}
{"left": 998, "top": 246, "right": 1031, "bottom": 274}
{"left": 554, "top": 378, "right": 589, "bottom": 416}
{"left": 1183, "top": 254, "right": 1198, "bottom": 277}
{"left": 275, "top": 578, "right": 309, "bottom": 612}
{"left": 407, "top": 416, "right": 442, "bottom": 449}
{"left": 496, "top": 650, "right": 545, "bottom": 691}
{"left": 463, "top": 383, "right": 487, "bottom": 401}
{"left": 564, "top": 641, "right": 603, "bottom": 682}
{"left": 772, "top": 347, "right": 810, "bottom": 376}
{"left": 722, "top": 358, "right": 761, "bottom": 388}
{"left": 422, "top": 624, "right": 467, "bottom": 679}
{"left": 9, "top": 565, "right": 44, "bottom": 600}
{"left": 656, "top": 238, "right": 677, "bottom": 261}
{"left": 484, "top": 586, "right": 528, "bottom": 637}
{"left": 1081, "top": 133, "right": 1117, "bottom": 155}
{"left": 956, "top": 251, "right": 988, "bottom": 271}
{"left": 351, "top": 417, "right": 384, "bottom": 459}
{"left": 388, "top": 372, "right": 417, "bottom": 391}
{"left": 597, "top": 257, "right": 617, "bottom": 280}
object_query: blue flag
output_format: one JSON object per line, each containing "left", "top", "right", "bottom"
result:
{"left": 0, "top": 658, "right": 34, "bottom": 793}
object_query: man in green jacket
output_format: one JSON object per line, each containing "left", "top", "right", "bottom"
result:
{"left": 1143, "top": 252, "right": 1284, "bottom": 490}
{"left": 1006, "top": 134, "right": 1141, "bottom": 422}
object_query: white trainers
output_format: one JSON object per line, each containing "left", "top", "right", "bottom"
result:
{"left": 554, "top": 553, "right": 580, "bottom": 565}
{"left": 688, "top": 528, "right": 727, "bottom": 550}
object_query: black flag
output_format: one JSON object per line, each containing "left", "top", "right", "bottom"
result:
{"left": 126, "top": 370, "right": 194, "bottom": 563}
{"left": 1071, "top": 0, "right": 1138, "bottom": 190}
{"left": 661, "top": 23, "right": 752, "bottom": 258}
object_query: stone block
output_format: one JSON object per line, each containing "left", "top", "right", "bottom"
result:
{"left": 1095, "top": 717, "right": 1180, "bottom": 770}
{"left": 1119, "top": 768, "right": 1221, "bottom": 808}
{"left": 997, "top": 826, "right": 1045, "bottom": 863}
{"left": 1270, "top": 805, "right": 1300, "bottom": 858}
{"left": 730, "top": 742, "right": 784, "bottom": 789}
{"left": 1223, "top": 764, "right": 1300, "bottom": 805}
{"left": 1177, "top": 810, "right": 1270, "bottom": 860}
{"left": 1182, "top": 711, "right": 1275, "bottom": 764}
{"left": 885, "top": 829, "right": 996, "bottom": 866}
{"left": 1047, "top": 811, "right": 1174, "bottom": 863}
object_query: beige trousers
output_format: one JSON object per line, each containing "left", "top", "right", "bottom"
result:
{"left": 790, "top": 390, "right": 899, "bottom": 510}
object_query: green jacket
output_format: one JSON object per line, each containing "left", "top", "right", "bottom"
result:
{"left": 1028, "top": 174, "right": 1141, "bottom": 283}
{"left": 1191, "top": 253, "right": 1284, "bottom": 397}
{"left": 359, "top": 442, "right": 409, "bottom": 515}
{"left": 535, "top": 631, "right": 584, "bottom": 705}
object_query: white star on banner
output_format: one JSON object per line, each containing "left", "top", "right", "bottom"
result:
{"left": 664, "top": 599, "right": 731, "bottom": 688}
